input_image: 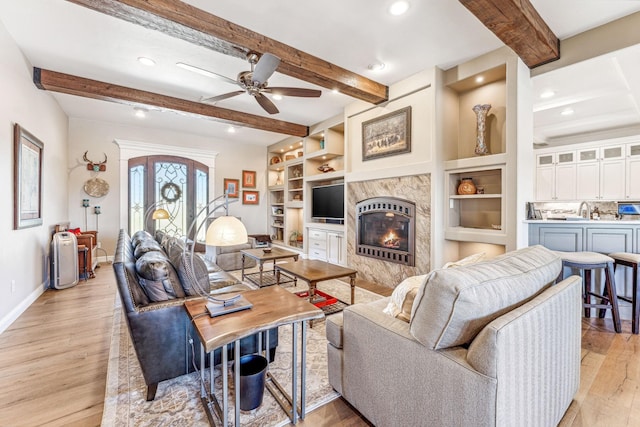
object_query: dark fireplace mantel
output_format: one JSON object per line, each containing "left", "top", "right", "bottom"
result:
{"left": 355, "top": 197, "right": 415, "bottom": 266}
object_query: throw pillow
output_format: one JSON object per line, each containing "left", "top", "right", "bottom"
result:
{"left": 135, "top": 251, "right": 186, "bottom": 301}
{"left": 169, "top": 250, "right": 210, "bottom": 297}
{"left": 383, "top": 275, "right": 429, "bottom": 322}
{"left": 68, "top": 227, "right": 82, "bottom": 236}
{"left": 131, "top": 230, "right": 154, "bottom": 247}
{"left": 133, "top": 239, "right": 164, "bottom": 259}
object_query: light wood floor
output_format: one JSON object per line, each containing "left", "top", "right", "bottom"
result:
{"left": 0, "top": 265, "right": 638, "bottom": 426}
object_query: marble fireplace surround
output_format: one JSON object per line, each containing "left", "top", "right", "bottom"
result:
{"left": 347, "top": 174, "right": 431, "bottom": 288}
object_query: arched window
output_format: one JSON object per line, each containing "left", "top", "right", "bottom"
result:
{"left": 128, "top": 155, "right": 208, "bottom": 237}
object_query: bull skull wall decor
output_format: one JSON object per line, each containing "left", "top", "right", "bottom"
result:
{"left": 83, "top": 151, "right": 107, "bottom": 172}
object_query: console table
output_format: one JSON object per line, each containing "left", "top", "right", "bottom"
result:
{"left": 184, "top": 286, "right": 323, "bottom": 426}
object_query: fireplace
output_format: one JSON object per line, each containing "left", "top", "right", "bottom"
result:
{"left": 355, "top": 197, "right": 415, "bottom": 266}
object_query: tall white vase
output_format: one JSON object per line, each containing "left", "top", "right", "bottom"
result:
{"left": 473, "top": 104, "right": 491, "bottom": 156}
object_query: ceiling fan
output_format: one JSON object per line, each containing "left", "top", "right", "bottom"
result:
{"left": 177, "top": 52, "right": 322, "bottom": 115}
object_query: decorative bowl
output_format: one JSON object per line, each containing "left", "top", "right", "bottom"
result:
{"left": 262, "top": 248, "right": 272, "bottom": 253}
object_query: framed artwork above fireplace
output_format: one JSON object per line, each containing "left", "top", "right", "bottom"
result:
{"left": 362, "top": 106, "right": 411, "bottom": 161}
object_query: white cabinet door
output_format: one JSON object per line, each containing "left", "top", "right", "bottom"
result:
{"left": 627, "top": 143, "right": 640, "bottom": 199}
{"left": 600, "top": 159, "right": 625, "bottom": 200}
{"left": 555, "top": 163, "right": 577, "bottom": 201}
{"left": 327, "top": 232, "right": 344, "bottom": 265}
{"left": 576, "top": 162, "right": 599, "bottom": 200}
{"left": 536, "top": 166, "right": 555, "bottom": 200}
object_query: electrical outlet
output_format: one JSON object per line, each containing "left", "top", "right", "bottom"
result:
{"left": 97, "top": 241, "right": 102, "bottom": 249}
{"left": 11, "top": 280, "right": 15, "bottom": 293}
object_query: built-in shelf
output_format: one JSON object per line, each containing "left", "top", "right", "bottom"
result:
{"left": 267, "top": 116, "right": 345, "bottom": 255}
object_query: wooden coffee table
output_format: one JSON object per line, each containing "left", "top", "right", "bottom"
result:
{"left": 275, "top": 259, "right": 357, "bottom": 305}
{"left": 185, "top": 287, "right": 323, "bottom": 426}
{"left": 241, "top": 247, "right": 299, "bottom": 287}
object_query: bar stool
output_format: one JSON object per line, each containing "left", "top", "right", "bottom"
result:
{"left": 555, "top": 251, "right": 621, "bottom": 333}
{"left": 608, "top": 252, "right": 640, "bottom": 334}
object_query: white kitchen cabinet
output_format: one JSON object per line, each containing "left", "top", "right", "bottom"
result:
{"left": 537, "top": 144, "right": 629, "bottom": 202}
{"left": 626, "top": 142, "right": 640, "bottom": 200}
{"left": 535, "top": 151, "right": 576, "bottom": 201}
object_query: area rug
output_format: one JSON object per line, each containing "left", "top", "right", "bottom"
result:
{"left": 101, "top": 271, "right": 382, "bottom": 426}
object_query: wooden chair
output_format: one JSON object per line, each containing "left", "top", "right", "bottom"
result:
{"left": 555, "top": 251, "right": 621, "bottom": 333}
{"left": 608, "top": 252, "right": 640, "bottom": 334}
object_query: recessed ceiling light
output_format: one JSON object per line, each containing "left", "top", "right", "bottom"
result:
{"left": 280, "top": 148, "right": 284, "bottom": 152}
{"left": 389, "top": 1, "right": 410, "bottom": 16}
{"left": 272, "top": 94, "right": 283, "bottom": 101}
{"left": 134, "top": 107, "right": 147, "bottom": 118}
{"left": 368, "top": 62, "right": 386, "bottom": 71}
{"left": 475, "top": 76, "right": 484, "bottom": 84}
{"left": 561, "top": 108, "right": 574, "bottom": 116}
{"left": 332, "top": 89, "right": 339, "bottom": 94}
{"left": 137, "top": 57, "right": 156, "bottom": 66}
{"left": 540, "top": 90, "right": 555, "bottom": 99}
{"left": 227, "top": 126, "right": 236, "bottom": 133}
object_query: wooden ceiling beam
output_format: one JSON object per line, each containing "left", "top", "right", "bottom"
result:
{"left": 65, "top": 0, "right": 389, "bottom": 104}
{"left": 33, "top": 68, "right": 309, "bottom": 137}
{"left": 459, "top": 0, "right": 559, "bottom": 68}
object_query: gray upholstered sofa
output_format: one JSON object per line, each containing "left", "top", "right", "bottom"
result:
{"left": 113, "top": 229, "right": 278, "bottom": 400}
{"left": 326, "top": 245, "right": 581, "bottom": 426}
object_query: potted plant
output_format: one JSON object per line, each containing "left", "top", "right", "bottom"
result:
{"left": 289, "top": 230, "right": 303, "bottom": 246}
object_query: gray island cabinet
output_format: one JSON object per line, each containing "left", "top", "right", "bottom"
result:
{"left": 527, "top": 220, "right": 637, "bottom": 253}
{"left": 528, "top": 220, "right": 638, "bottom": 319}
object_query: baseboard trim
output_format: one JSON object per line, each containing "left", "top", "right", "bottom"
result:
{"left": 0, "top": 283, "right": 46, "bottom": 334}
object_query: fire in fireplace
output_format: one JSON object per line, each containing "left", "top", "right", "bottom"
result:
{"left": 355, "top": 197, "right": 415, "bottom": 266}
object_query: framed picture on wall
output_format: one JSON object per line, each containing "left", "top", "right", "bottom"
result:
{"left": 243, "top": 190, "right": 259, "bottom": 205}
{"left": 362, "top": 106, "right": 412, "bottom": 161}
{"left": 14, "top": 123, "right": 44, "bottom": 229}
{"left": 242, "top": 170, "right": 257, "bottom": 188}
{"left": 223, "top": 178, "right": 239, "bottom": 198}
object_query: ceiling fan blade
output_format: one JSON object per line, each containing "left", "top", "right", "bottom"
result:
{"left": 176, "top": 62, "right": 238, "bottom": 86}
{"left": 201, "top": 90, "right": 244, "bottom": 103}
{"left": 255, "top": 93, "right": 279, "bottom": 114}
{"left": 265, "top": 87, "right": 322, "bottom": 98}
{"left": 252, "top": 53, "right": 281, "bottom": 85}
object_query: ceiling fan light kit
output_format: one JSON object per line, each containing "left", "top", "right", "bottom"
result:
{"left": 186, "top": 51, "right": 321, "bottom": 114}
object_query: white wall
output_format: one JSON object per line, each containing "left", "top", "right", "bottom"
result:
{"left": 345, "top": 68, "right": 436, "bottom": 182}
{"left": 67, "top": 118, "right": 268, "bottom": 255}
{"left": 0, "top": 22, "right": 69, "bottom": 332}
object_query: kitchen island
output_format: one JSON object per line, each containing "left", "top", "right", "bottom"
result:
{"left": 528, "top": 219, "right": 639, "bottom": 320}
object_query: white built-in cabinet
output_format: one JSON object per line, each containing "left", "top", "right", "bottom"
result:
{"left": 536, "top": 141, "right": 638, "bottom": 202}
{"left": 307, "top": 228, "right": 345, "bottom": 265}
{"left": 626, "top": 142, "right": 640, "bottom": 200}
{"left": 535, "top": 151, "right": 576, "bottom": 201}
{"left": 575, "top": 145, "right": 625, "bottom": 200}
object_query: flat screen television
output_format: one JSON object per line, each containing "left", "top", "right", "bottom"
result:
{"left": 312, "top": 184, "right": 344, "bottom": 220}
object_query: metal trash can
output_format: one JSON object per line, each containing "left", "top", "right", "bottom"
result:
{"left": 235, "top": 354, "right": 268, "bottom": 410}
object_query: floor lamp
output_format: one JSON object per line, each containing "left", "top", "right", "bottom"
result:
{"left": 185, "top": 193, "right": 251, "bottom": 317}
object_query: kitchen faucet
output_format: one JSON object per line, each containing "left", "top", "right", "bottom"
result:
{"left": 578, "top": 201, "right": 591, "bottom": 219}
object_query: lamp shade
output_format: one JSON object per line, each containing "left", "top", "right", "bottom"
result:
{"left": 206, "top": 216, "right": 248, "bottom": 246}
{"left": 152, "top": 208, "right": 170, "bottom": 220}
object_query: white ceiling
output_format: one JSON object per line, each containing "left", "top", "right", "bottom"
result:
{"left": 1, "top": 0, "right": 640, "bottom": 147}
{"left": 533, "top": 43, "right": 640, "bottom": 145}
